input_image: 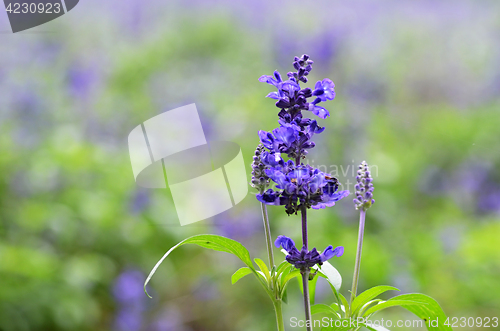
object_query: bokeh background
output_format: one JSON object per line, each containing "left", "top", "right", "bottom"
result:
{"left": 1, "top": 0, "right": 499, "bottom": 330}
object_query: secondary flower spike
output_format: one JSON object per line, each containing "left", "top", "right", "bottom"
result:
{"left": 354, "top": 161, "right": 375, "bottom": 211}
{"left": 275, "top": 235, "right": 343, "bottom": 269}
{"left": 250, "top": 144, "right": 271, "bottom": 193}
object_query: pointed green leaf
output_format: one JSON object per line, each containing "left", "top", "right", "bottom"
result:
{"left": 231, "top": 267, "right": 253, "bottom": 284}
{"left": 363, "top": 300, "right": 425, "bottom": 316}
{"left": 351, "top": 285, "right": 400, "bottom": 314}
{"left": 254, "top": 258, "right": 271, "bottom": 282}
{"left": 311, "top": 304, "right": 341, "bottom": 318}
{"left": 309, "top": 273, "right": 319, "bottom": 305}
{"left": 388, "top": 293, "right": 452, "bottom": 330}
{"left": 144, "top": 234, "right": 255, "bottom": 298}
{"left": 358, "top": 299, "right": 384, "bottom": 317}
{"left": 338, "top": 292, "right": 351, "bottom": 317}
{"left": 363, "top": 324, "right": 391, "bottom": 331}
{"left": 276, "top": 260, "right": 290, "bottom": 276}
{"left": 282, "top": 270, "right": 301, "bottom": 286}
{"left": 320, "top": 319, "right": 356, "bottom": 331}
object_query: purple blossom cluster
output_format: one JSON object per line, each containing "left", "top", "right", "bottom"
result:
{"left": 254, "top": 55, "right": 349, "bottom": 215}
{"left": 275, "top": 235, "right": 343, "bottom": 269}
{"left": 257, "top": 158, "right": 349, "bottom": 214}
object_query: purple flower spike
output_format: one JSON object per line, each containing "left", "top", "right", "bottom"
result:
{"left": 255, "top": 55, "right": 346, "bottom": 214}
{"left": 354, "top": 161, "right": 375, "bottom": 211}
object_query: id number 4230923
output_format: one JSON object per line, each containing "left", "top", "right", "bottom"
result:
{"left": 5, "top": 2, "right": 62, "bottom": 14}
{"left": 444, "top": 317, "right": 498, "bottom": 328}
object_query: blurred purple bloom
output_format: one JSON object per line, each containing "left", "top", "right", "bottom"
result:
{"left": 114, "top": 307, "right": 142, "bottom": 331}
{"left": 113, "top": 269, "right": 147, "bottom": 331}
{"left": 192, "top": 276, "right": 220, "bottom": 301}
{"left": 130, "top": 189, "right": 150, "bottom": 214}
{"left": 113, "top": 269, "right": 146, "bottom": 304}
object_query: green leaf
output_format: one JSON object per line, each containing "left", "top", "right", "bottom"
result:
{"left": 144, "top": 234, "right": 255, "bottom": 298}
{"left": 313, "top": 260, "right": 342, "bottom": 291}
{"left": 358, "top": 299, "right": 384, "bottom": 317}
{"left": 389, "top": 293, "right": 452, "bottom": 331}
{"left": 330, "top": 303, "right": 341, "bottom": 311}
{"left": 311, "top": 304, "right": 341, "bottom": 318}
{"left": 231, "top": 267, "right": 253, "bottom": 284}
{"left": 320, "top": 319, "right": 356, "bottom": 331}
{"left": 351, "top": 285, "right": 400, "bottom": 314}
{"left": 309, "top": 273, "right": 319, "bottom": 305}
{"left": 338, "top": 292, "right": 351, "bottom": 317}
{"left": 363, "top": 300, "right": 425, "bottom": 316}
{"left": 254, "top": 258, "right": 270, "bottom": 282}
{"left": 363, "top": 324, "right": 391, "bottom": 331}
{"left": 282, "top": 286, "right": 288, "bottom": 304}
{"left": 276, "top": 260, "right": 290, "bottom": 276}
{"left": 282, "top": 270, "right": 301, "bottom": 286}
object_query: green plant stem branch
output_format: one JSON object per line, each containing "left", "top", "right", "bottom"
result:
{"left": 260, "top": 202, "right": 275, "bottom": 269}
{"left": 301, "top": 269, "right": 313, "bottom": 331}
{"left": 273, "top": 299, "right": 286, "bottom": 331}
{"left": 350, "top": 209, "right": 366, "bottom": 305}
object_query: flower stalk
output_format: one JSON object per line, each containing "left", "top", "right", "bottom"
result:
{"left": 273, "top": 299, "right": 286, "bottom": 331}
{"left": 300, "top": 205, "right": 313, "bottom": 330}
{"left": 260, "top": 202, "right": 275, "bottom": 268}
{"left": 301, "top": 269, "right": 313, "bottom": 331}
{"left": 350, "top": 209, "right": 365, "bottom": 303}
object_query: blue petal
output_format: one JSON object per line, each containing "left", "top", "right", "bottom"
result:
{"left": 314, "top": 80, "right": 322, "bottom": 90}
{"left": 310, "top": 105, "right": 330, "bottom": 119}
{"left": 258, "top": 130, "right": 274, "bottom": 149}
{"left": 330, "top": 190, "right": 350, "bottom": 201}
{"left": 273, "top": 70, "right": 283, "bottom": 83}
{"left": 275, "top": 235, "right": 296, "bottom": 251}
{"left": 266, "top": 91, "right": 280, "bottom": 99}
{"left": 320, "top": 246, "right": 344, "bottom": 262}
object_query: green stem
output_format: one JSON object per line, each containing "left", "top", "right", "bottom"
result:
{"left": 260, "top": 202, "right": 275, "bottom": 269}
{"left": 301, "top": 270, "right": 313, "bottom": 331}
{"left": 300, "top": 206, "right": 313, "bottom": 331}
{"left": 350, "top": 210, "right": 366, "bottom": 305}
{"left": 273, "top": 299, "right": 286, "bottom": 331}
